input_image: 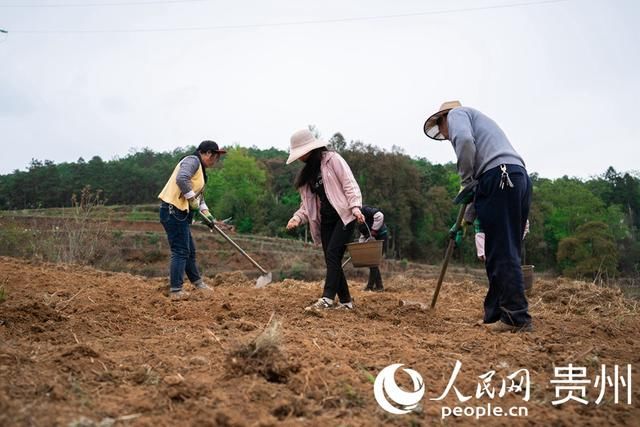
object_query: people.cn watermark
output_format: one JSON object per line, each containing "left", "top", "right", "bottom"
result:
{"left": 372, "top": 361, "right": 632, "bottom": 419}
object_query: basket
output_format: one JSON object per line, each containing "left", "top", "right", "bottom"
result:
{"left": 346, "top": 240, "right": 384, "bottom": 267}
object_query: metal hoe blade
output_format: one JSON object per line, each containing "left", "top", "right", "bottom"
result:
{"left": 256, "top": 272, "right": 273, "bottom": 289}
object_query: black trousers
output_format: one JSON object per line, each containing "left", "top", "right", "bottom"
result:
{"left": 367, "top": 233, "right": 388, "bottom": 288}
{"left": 475, "top": 164, "right": 532, "bottom": 326}
{"left": 321, "top": 218, "right": 355, "bottom": 303}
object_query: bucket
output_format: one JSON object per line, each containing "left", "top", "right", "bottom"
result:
{"left": 522, "top": 264, "right": 535, "bottom": 294}
{"left": 346, "top": 240, "right": 384, "bottom": 267}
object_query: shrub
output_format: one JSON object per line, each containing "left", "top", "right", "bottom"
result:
{"left": 57, "top": 186, "right": 109, "bottom": 264}
{"left": 557, "top": 221, "right": 618, "bottom": 280}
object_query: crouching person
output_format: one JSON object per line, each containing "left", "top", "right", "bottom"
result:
{"left": 358, "top": 205, "right": 388, "bottom": 292}
{"left": 158, "top": 140, "right": 226, "bottom": 300}
{"left": 285, "top": 129, "right": 365, "bottom": 311}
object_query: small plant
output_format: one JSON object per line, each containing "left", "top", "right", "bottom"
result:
{"left": 145, "top": 232, "right": 160, "bottom": 246}
{"left": 143, "top": 250, "right": 164, "bottom": 264}
{"left": 289, "top": 263, "right": 307, "bottom": 280}
{"left": 0, "top": 223, "right": 32, "bottom": 258}
{"left": 342, "top": 383, "right": 365, "bottom": 407}
{"left": 0, "top": 286, "right": 5, "bottom": 304}
{"left": 228, "top": 316, "right": 296, "bottom": 383}
{"left": 58, "top": 186, "right": 108, "bottom": 264}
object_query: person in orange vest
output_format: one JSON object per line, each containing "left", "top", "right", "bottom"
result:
{"left": 158, "top": 140, "right": 226, "bottom": 301}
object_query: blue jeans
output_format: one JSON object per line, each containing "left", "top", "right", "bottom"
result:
{"left": 475, "top": 164, "right": 532, "bottom": 327}
{"left": 159, "top": 202, "right": 202, "bottom": 292}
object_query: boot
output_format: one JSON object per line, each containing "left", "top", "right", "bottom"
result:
{"left": 363, "top": 270, "right": 375, "bottom": 291}
{"left": 373, "top": 271, "right": 384, "bottom": 292}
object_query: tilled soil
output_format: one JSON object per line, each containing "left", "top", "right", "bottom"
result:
{"left": 1, "top": 256, "right": 639, "bottom": 426}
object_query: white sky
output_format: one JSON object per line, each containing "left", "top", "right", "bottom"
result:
{"left": 1, "top": 0, "right": 638, "bottom": 178}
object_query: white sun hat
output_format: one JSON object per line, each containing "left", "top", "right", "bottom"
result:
{"left": 286, "top": 129, "right": 329, "bottom": 165}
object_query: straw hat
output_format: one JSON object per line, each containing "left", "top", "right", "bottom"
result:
{"left": 423, "top": 100, "right": 462, "bottom": 140}
{"left": 286, "top": 129, "right": 328, "bottom": 164}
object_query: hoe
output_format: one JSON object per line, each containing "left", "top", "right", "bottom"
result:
{"left": 200, "top": 215, "right": 272, "bottom": 288}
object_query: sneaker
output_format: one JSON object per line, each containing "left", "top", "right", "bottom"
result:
{"left": 363, "top": 285, "right": 374, "bottom": 292}
{"left": 335, "top": 301, "right": 354, "bottom": 310}
{"left": 487, "top": 321, "right": 533, "bottom": 333}
{"left": 193, "top": 280, "right": 211, "bottom": 290}
{"left": 305, "top": 297, "right": 334, "bottom": 311}
{"left": 169, "top": 290, "right": 189, "bottom": 301}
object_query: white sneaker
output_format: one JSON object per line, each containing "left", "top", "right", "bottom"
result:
{"left": 335, "top": 301, "right": 354, "bottom": 310}
{"left": 169, "top": 290, "right": 189, "bottom": 301}
{"left": 305, "top": 297, "right": 334, "bottom": 311}
{"left": 193, "top": 280, "right": 211, "bottom": 290}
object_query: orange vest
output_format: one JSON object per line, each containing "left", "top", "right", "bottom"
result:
{"left": 158, "top": 158, "right": 205, "bottom": 211}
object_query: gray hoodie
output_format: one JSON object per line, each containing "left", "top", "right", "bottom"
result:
{"left": 447, "top": 107, "right": 525, "bottom": 186}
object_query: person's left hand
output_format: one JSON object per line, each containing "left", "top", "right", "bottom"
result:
{"left": 454, "top": 185, "right": 475, "bottom": 205}
{"left": 353, "top": 208, "right": 365, "bottom": 223}
{"left": 449, "top": 223, "right": 464, "bottom": 247}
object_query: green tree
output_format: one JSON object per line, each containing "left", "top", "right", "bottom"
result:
{"left": 205, "top": 147, "right": 268, "bottom": 233}
{"left": 557, "top": 221, "right": 618, "bottom": 279}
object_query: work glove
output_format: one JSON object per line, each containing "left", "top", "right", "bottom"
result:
{"left": 449, "top": 224, "right": 464, "bottom": 247}
{"left": 188, "top": 197, "right": 200, "bottom": 212}
{"left": 200, "top": 210, "right": 215, "bottom": 225}
{"left": 454, "top": 185, "right": 475, "bottom": 205}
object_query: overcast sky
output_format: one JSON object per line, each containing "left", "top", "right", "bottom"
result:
{"left": 1, "top": 0, "right": 638, "bottom": 178}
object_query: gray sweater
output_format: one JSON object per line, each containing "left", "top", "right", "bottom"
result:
{"left": 447, "top": 107, "right": 525, "bottom": 186}
{"left": 176, "top": 155, "right": 209, "bottom": 211}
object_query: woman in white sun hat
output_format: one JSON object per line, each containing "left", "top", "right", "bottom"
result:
{"left": 285, "top": 129, "right": 365, "bottom": 311}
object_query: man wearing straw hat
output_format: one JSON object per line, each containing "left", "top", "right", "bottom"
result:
{"left": 423, "top": 101, "right": 533, "bottom": 332}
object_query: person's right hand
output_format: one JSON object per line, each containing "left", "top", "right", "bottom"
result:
{"left": 286, "top": 217, "right": 300, "bottom": 230}
{"left": 188, "top": 197, "right": 200, "bottom": 211}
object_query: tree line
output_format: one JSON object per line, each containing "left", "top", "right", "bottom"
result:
{"left": 1, "top": 136, "right": 638, "bottom": 278}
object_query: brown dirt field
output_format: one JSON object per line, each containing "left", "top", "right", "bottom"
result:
{"left": 1, "top": 256, "right": 639, "bottom": 426}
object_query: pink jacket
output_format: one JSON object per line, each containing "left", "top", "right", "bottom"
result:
{"left": 293, "top": 151, "right": 362, "bottom": 244}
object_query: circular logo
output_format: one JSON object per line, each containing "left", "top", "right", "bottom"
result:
{"left": 374, "top": 363, "right": 425, "bottom": 414}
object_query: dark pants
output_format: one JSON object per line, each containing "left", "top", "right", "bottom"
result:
{"left": 321, "top": 218, "right": 355, "bottom": 303}
{"left": 474, "top": 165, "right": 532, "bottom": 326}
{"left": 367, "top": 233, "right": 387, "bottom": 289}
{"left": 159, "top": 203, "right": 202, "bottom": 292}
